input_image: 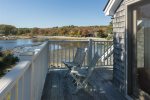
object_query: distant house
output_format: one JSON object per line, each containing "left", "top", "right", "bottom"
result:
{"left": 104, "top": 0, "right": 150, "bottom": 99}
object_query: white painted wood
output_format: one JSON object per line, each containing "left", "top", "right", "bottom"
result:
{"left": 104, "top": 0, "right": 123, "bottom": 16}
{"left": 0, "top": 42, "right": 49, "bottom": 100}
{"left": 49, "top": 40, "right": 113, "bottom": 68}
{"left": 87, "top": 39, "right": 92, "bottom": 66}
{"left": 100, "top": 45, "right": 113, "bottom": 62}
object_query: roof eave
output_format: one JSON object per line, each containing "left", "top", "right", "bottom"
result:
{"left": 104, "top": 0, "right": 123, "bottom": 16}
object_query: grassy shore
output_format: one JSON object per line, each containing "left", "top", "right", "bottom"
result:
{"left": 0, "top": 35, "right": 111, "bottom": 41}
{"left": 38, "top": 36, "right": 108, "bottom": 40}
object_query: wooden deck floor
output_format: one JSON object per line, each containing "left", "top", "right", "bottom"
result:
{"left": 41, "top": 67, "right": 127, "bottom": 100}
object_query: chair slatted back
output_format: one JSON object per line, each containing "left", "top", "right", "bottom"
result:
{"left": 84, "top": 52, "right": 100, "bottom": 82}
{"left": 73, "top": 48, "right": 87, "bottom": 67}
{"left": 89, "top": 52, "right": 100, "bottom": 68}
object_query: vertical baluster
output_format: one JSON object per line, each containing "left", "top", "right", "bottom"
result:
{"left": 60, "top": 42, "right": 62, "bottom": 68}
{"left": 87, "top": 39, "right": 92, "bottom": 66}
{"left": 73, "top": 46, "right": 75, "bottom": 66}
{"left": 93, "top": 41, "right": 95, "bottom": 58}
{"left": 57, "top": 42, "right": 59, "bottom": 67}
{"left": 49, "top": 43, "right": 50, "bottom": 68}
{"left": 71, "top": 42, "right": 73, "bottom": 62}
{"left": 53, "top": 42, "right": 55, "bottom": 67}
{"left": 94, "top": 41, "right": 97, "bottom": 66}
{"left": 107, "top": 42, "right": 109, "bottom": 66}
{"left": 106, "top": 41, "right": 109, "bottom": 66}
{"left": 103, "top": 41, "right": 104, "bottom": 66}
{"left": 18, "top": 77, "right": 23, "bottom": 100}
{"left": 99, "top": 42, "right": 102, "bottom": 66}
{"left": 69, "top": 44, "right": 71, "bottom": 62}
{"left": 111, "top": 42, "right": 113, "bottom": 66}
{"left": 105, "top": 41, "right": 106, "bottom": 66}
{"left": 47, "top": 42, "right": 50, "bottom": 70}
{"left": 82, "top": 42, "right": 85, "bottom": 67}
{"left": 103, "top": 41, "right": 105, "bottom": 66}
{"left": 5, "top": 92, "right": 11, "bottom": 100}
{"left": 97, "top": 41, "right": 99, "bottom": 66}
{"left": 110, "top": 42, "right": 111, "bottom": 66}
{"left": 63, "top": 43, "right": 65, "bottom": 68}
{"left": 65, "top": 43, "right": 66, "bottom": 62}
{"left": 10, "top": 86, "right": 15, "bottom": 100}
{"left": 49, "top": 42, "right": 51, "bottom": 68}
{"left": 52, "top": 43, "right": 54, "bottom": 67}
{"left": 109, "top": 42, "right": 111, "bottom": 66}
{"left": 22, "top": 75, "right": 24, "bottom": 100}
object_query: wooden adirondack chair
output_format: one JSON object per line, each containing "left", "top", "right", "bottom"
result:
{"left": 70, "top": 52, "right": 100, "bottom": 93}
{"left": 62, "top": 47, "right": 87, "bottom": 77}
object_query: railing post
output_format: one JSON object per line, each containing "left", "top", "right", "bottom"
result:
{"left": 87, "top": 39, "right": 92, "bottom": 66}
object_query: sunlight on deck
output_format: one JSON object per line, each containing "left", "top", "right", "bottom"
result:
{"left": 41, "top": 67, "right": 127, "bottom": 100}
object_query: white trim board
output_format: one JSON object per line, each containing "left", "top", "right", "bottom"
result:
{"left": 104, "top": 0, "right": 123, "bottom": 16}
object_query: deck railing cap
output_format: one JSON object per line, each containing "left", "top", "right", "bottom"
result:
{"left": 0, "top": 61, "right": 31, "bottom": 98}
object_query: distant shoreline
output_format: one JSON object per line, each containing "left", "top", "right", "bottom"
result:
{"left": 0, "top": 35, "right": 110, "bottom": 41}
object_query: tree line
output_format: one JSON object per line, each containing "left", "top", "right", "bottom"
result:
{"left": 0, "top": 23, "right": 112, "bottom": 38}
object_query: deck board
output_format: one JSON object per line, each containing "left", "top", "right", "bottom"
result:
{"left": 41, "top": 67, "right": 127, "bottom": 100}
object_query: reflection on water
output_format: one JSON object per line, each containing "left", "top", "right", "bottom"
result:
{"left": 0, "top": 39, "right": 88, "bottom": 51}
{"left": 0, "top": 39, "right": 33, "bottom": 49}
{"left": 16, "top": 39, "right": 33, "bottom": 46}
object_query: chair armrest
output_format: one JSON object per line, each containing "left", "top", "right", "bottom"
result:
{"left": 71, "top": 69, "right": 87, "bottom": 77}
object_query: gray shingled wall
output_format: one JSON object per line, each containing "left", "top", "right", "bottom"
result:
{"left": 112, "top": 0, "right": 126, "bottom": 94}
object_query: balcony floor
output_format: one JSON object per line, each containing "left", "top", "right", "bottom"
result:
{"left": 41, "top": 67, "right": 127, "bottom": 100}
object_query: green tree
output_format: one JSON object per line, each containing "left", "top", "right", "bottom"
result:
{"left": 97, "top": 29, "right": 108, "bottom": 38}
{"left": 32, "top": 27, "right": 39, "bottom": 34}
{"left": 0, "top": 24, "right": 17, "bottom": 35}
{"left": 106, "top": 21, "right": 113, "bottom": 34}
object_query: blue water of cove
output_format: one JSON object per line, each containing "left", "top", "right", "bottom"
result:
{"left": 0, "top": 39, "right": 33, "bottom": 49}
{"left": 0, "top": 39, "right": 61, "bottom": 50}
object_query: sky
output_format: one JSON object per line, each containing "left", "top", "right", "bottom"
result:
{"left": 0, "top": 0, "right": 111, "bottom": 28}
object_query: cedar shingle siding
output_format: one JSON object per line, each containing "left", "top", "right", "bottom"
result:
{"left": 113, "top": 0, "right": 126, "bottom": 94}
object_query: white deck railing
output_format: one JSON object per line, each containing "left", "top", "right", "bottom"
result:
{"left": 0, "top": 42, "right": 49, "bottom": 100}
{"left": 49, "top": 40, "right": 113, "bottom": 68}
{"left": 0, "top": 40, "right": 113, "bottom": 100}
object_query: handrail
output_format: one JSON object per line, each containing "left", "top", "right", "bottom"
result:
{"left": 49, "top": 40, "right": 89, "bottom": 42}
{"left": 49, "top": 40, "right": 112, "bottom": 42}
{"left": 0, "top": 42, "right": 49, "bottom": 100}
{"left": 0, "top": 61, "right": 31, "bottom": 98}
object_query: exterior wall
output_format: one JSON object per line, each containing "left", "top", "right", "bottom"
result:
{"left": 112, "top": 0, "right": 143, "bottom": 95}
{"left": 112, "top": 0, "right": 126, "bottom": 94}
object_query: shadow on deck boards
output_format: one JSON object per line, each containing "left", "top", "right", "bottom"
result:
{"left": 41, "top": 67, "right": 127, "bottom": 100}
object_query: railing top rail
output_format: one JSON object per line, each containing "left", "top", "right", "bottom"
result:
{"left": 49, "top": 40, "right": 89, "bottom": 42}
{"left": 93, "top": 40, "right": 113, "bottom": 42}
{"left": 32, "top": 41, "right": 48, "bottom": 61}
{"left": 49, "top": 40, "right": 113, "bottom": 42}
{"left": 0, "top": 41, "right": 48, "bottom": 99}
{"left": 0, "top": 61, "right": 31, "bottom": 98}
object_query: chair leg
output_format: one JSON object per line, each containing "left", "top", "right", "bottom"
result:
{"left": 72, "top": 79, "right": 76, "bottom": 83}
{"left": 72, "top": 83, "right": 82, "bottom": 94}
{"left": 64, "top": 69, "right": 70, "bottom": 78}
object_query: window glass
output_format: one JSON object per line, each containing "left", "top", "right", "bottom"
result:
{"left": 136, "top": 3, "right": 150, "bottom": 95}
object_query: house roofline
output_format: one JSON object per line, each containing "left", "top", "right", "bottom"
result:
{"left": 103, "top": 0, "right": 111, "bottom": 11}
{"left": 103, "top": 0, "right": 123, "bottom": 16}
